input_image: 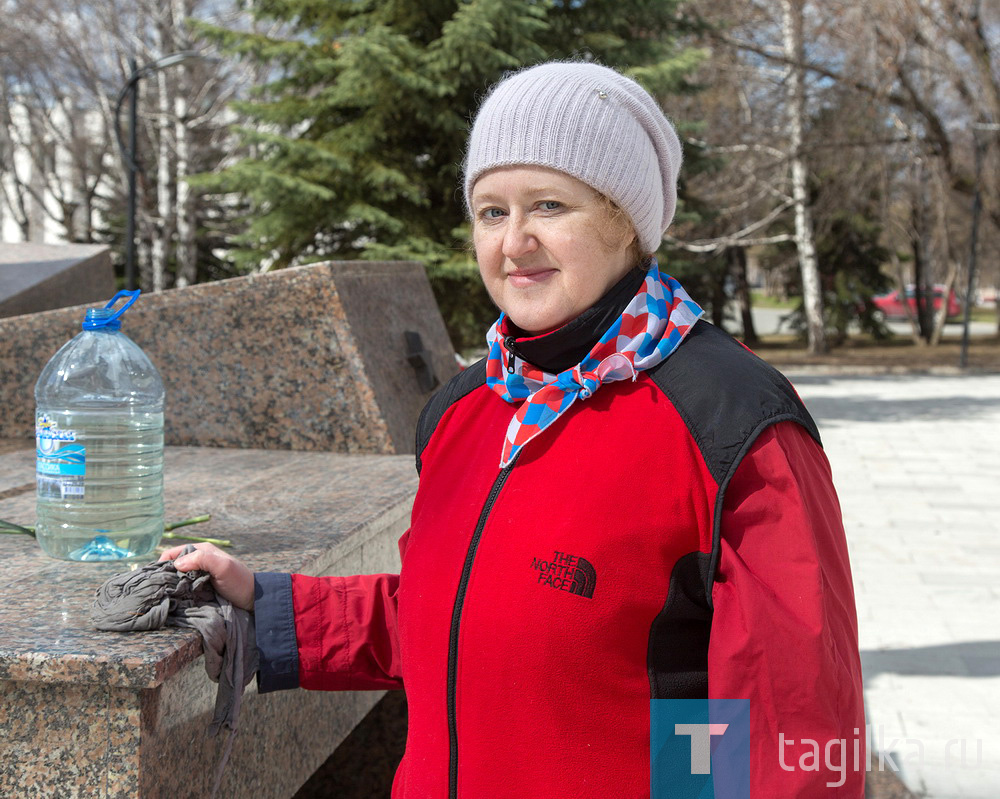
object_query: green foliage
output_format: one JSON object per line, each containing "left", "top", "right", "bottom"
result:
{"left": 780, "top": 206, "right": 893, "bottom": 345}
{"left": 815, "top": 210, "right": 893, "bottom": 344}
{"left": 658, "top": 134, "right": 735, "bottom": 326}
{"left": 800, "top": 93, "right": 895, "bottom": 344}
{"left": 198, "top": 0, "right": 699, "bottom": 349}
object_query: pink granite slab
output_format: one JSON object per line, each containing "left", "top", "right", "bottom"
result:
{"left": 0, "top": 445, "right": 416, "bottom": 798}
{"left": 0, "top": 447, "right": 33, "bottom": 498}
{"left": 0, "top": 260, "right": 457, "bottom": 454}
{"left": 0, "top": 446, "right": 417, "bottom": 689}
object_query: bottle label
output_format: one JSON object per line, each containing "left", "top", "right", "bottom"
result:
{"left": 36, "top": 413, "right": 85, "bottom": 499}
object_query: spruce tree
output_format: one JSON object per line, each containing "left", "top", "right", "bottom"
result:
{"left": 198, "top": 0, "right": 702, "bottom": 348}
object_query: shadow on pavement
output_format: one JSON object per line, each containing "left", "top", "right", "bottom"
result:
{"left": 860, "top": 642, "right": 1000, "bottom": 798}
{"left": 861, "top": 641, "right": 1000, "bottom": 686}
{"left": 802, "top": 395, "right": 1000, "bottom": 424}
{"left": 788, "top": 374, "right": 981, "bottom": 386}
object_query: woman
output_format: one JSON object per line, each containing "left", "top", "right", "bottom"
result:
{"left": 164, "top": 62, "right": 864, "bottom": 797}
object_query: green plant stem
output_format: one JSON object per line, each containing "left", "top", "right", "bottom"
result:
{"left": 0, "top": 519, "right": 34, "bottom": 535}
{"left": 164, "top": 514, "right": 212, "bottom": 531}
{"left": 161, "top": 532, "right": 232, "bottom": 547}
{"left": 0, "top": 514, "right": 230, "bottom": 546}
{"left": 161, "top": 514, "right": 230, "bottom": 547}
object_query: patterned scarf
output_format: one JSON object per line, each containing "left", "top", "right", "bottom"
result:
{"left": 485, "top": 261, "right": 704, "bottom": 467}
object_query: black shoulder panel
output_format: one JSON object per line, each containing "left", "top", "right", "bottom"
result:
{"left": 414, "top": 357, "right": 488, "bottom": 474}
{"left": 646, "top": 320, "right": 821, "bottom": 612}
{"left": 646, "top": 320, "right": 820, "bottom": 486}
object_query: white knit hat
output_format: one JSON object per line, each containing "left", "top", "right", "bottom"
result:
{"left": 463, "top": 61, "right": 683, "bottom": 254}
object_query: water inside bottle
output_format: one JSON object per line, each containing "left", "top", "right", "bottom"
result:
{"left": 35, "top": 408, "right": 164, "bottom": 561}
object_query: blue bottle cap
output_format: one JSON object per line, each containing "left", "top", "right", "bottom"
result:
{"left": 83, "top": 290, "right": 140, "bottom": 331}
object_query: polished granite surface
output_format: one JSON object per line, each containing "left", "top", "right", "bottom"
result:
{"left": 0, "top": 446, "right": 417, "bottom": 687}
{"left": 0, "top": 260, "right": 438, "bottom": 795}
{"left": 0, "top": 445, "right": 417, "bottom": 797}
{"left": 0, "top": 437, "right": 30, "bottom": 457}
{"left": 0, "top": 261, "right": 457, "bottom": 454}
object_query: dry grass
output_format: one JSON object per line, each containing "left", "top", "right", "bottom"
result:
{"left": 751, "top": 333, "right": 1000, "bottom": 372}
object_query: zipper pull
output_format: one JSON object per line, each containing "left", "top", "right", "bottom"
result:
{"left": 503, "top": 336, "right": 518, "bottom": 373}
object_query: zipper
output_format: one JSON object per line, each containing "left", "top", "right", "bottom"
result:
{"left": 504, "top": 336, "right": 522, "bottom": 372}
{"left": 447, "top": 461, "right": 515, "bottom": 799}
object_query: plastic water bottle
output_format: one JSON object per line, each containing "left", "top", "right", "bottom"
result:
{"left": 34, "top": 290, "right": 165, "bottom": 561}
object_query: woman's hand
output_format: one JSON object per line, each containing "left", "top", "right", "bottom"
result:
{"left": 159, "top": 543, "right": 255, "bottom": 611}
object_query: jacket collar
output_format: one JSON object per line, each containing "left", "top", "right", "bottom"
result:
{"left": 500, "top": 263, "right": 649, "bottom": 374}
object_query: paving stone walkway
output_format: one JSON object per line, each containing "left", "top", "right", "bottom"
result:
{"left": 789, "top": 371, "right": 1000, "bottom": 799}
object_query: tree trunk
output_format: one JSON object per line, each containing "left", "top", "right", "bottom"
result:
{"left": 152, "top": 69, "right": 174, "bottom": 293}
{"left": 1, "top": 80, "right": 31, "bottom": 240}
{"left": 82, "top": 188, "right": 94, "bottom": 243}
{"left": 929, "top": 166, "right": 960, "bottom": 347}
{"left": 730, "top": 246, "right": 759, "bottom": 346}
{"left": 0, "top": 169, "right": 32, "bottom": 241}
{"left": 174, "top": 79, "right": 196, "bottom": 287}
{"left": 138, "top": 234, "right": 153, "bottom": 291}
{"left": 711, "top": 270, "right": 726, "bottom": 327}
{"left": 781, "top": 0, "right": 826, "bottom": 354}
{"left": 910, "top": 232, "right": 930, "bottom": 343}
{"left": 909, "top": 178, "right": 934, "bottom": 343}
{"left": 929, "top": 262, "right": 958, "bottom": 347}
{"left": 891, "top": 251, "right": 922, "bottom": 345}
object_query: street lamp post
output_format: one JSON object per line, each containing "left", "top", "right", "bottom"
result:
{"left": 959, "top": 121, "right": 1000, "bottom": 369}
{"left": 114, "top": 51, "right": 202, "bottom": 291}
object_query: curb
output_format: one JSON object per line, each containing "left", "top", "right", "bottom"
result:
{"left": 773, "top": 364, "right": 1000, "bottom": 378}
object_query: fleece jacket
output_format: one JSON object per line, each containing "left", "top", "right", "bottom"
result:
{"left": 253, "top": 315, "right": 864, "bottom": 798}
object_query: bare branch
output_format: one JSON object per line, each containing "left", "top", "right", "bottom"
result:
{"left": 669, "top": 198, "right": 795, "bottom": 254}
{"left": 666, "top": 232, "right": 794, "bottom": 253}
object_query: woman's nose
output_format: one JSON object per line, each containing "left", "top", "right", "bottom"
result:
{"left": 501, "top": 214, "right": 538, "bottom": 259}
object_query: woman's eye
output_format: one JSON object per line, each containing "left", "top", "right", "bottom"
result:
{"left": 481, "top": 208, "right": 506, "bottom": 220}
{"left": 539, "top": 201, "right": 561, "bottom": 211}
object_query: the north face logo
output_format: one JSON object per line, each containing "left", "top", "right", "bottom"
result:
{"left": 530, "top": 550, "right": 596, "bottom": 598}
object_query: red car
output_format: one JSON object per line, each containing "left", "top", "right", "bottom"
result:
{"left": 872, "top": 284, "right": 962, "bottom": 321}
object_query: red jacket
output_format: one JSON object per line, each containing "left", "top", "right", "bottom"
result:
{"left": 253, "top": 320, "right": 864, "bottom": 798}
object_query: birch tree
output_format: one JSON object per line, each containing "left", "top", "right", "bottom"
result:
{"left": 705, "top": 0, "right": 998, "bottom": 337}
{"left": 781, "top": 0, "right": 826, "bottom": 353}
{"left": 0, "top": 0, "right": 268, "bottom": 288}
{"left": 0, "top": 85, "right": 33, "bottom": 240}
{"left": 666, "top": 0, "right": 831, "bottom": 347}
{"left": 0, "top": 21, "right": 112, "bottom": 243}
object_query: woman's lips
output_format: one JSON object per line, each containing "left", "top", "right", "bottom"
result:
{"left": 507, "top": 268, "right": 557, "bottom": 288}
